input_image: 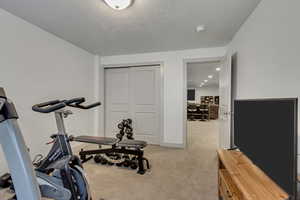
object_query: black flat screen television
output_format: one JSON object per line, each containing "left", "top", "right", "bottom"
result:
{"left": 187, "top": 89, "right": 195, "bottom": 101}
{"left": 234, "top": 99, "right": 298, "bottom": 200}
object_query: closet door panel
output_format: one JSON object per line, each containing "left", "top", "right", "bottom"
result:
{"left": 105, "top": 68, "right": 130, "bottom": 137}
{"left": 130, "top": 66, "right": 161, "bottom": 144}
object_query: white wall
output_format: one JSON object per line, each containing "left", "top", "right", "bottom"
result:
{"left": 228, "top": 0, "right": 300, "bottom": 169}
{"left": 0, "top": 9, "right": 96, "bottom": 172}
{"left": 100, "top": 47, "right": 227, "bottom": 146}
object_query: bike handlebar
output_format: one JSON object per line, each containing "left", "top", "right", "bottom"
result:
{"left": 68, "top": 102, "right": 101, "bottom": 109}
{"left": 64, "top": 97, "right": 85, "bottom": 105}
{"left": 32, "top": 100, "right": 66, "bottom": 113}
{"left": 32, "top": 98, "right": 101, "bottom": 113}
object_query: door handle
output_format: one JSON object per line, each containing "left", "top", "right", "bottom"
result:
{"left": 224, "top": 111, "right": 233, "bottom": 115}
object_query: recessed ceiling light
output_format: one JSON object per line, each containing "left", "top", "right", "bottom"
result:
{"left": 216, "top": 67, "right": 221, "bottom": 71}
{"left": 196, "top": 25, "right": 206, "bottom": 32}
{"left": 103, "top": 0, "right": 134, "bottom": 10}
{"left": 208, "top": 75, "right": 213, "bottom": 79}
{"left": 204, "top": 80, "right": 208, "bottom": 83}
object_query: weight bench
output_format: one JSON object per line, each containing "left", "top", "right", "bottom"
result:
{"left": 73, "top": 136, "right": 149, "bottom": 175}
{"left": 119, "top": 139, "right": 147, "bottom": 148}
{"left": 74, "top": 136, "right": 118, "bottom": 145}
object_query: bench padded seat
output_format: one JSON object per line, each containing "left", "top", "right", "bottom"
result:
{"left": 74, "top": 136, "right": 118, "bottom": 145}
{"left": 118, "top": 139, "right": 147, "bottom": 148}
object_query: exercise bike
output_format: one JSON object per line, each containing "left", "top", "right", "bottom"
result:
{"left": 0, "top": 87, "right": 99, "bottom": 200}
{"left": 32, "top": 97, "right": 100, "bottom": 200}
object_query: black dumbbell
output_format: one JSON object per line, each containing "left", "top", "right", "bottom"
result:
{"left": 126, "top": 134, "right": 134, "bottom": 140}
{"left": 123, "top": 159, "right": 131, "bottom": 168}
{"left": 130, "top": 158, "right": 138, "bottom": 170}
{"left": 125, "top": 127, "right": 133, "bottom": 134}
{"left": 107, "top": 161, "right": 114, "bottom": 166}
{"left": 100, "top": 158, "right": 108, "bottom": 165}
{"left": 118, "top": 122, "right": 124, "bottom": 130}
{"left": 130, "top": 163, "right": 138, "bottom": 170}
{"left": 94, "top": 155, "right": 108, "bottom": 165}
{"left": 127, "top": 119, "right": 132, "bottom": 124}
{"left": 106, "top": 153, "right": 121, "bottom": 160}
{"left": 116, "top": 133, "right": 123, "bottom": 140}
{"left": 94, "top": 155, "right": 101, "bottom": 163}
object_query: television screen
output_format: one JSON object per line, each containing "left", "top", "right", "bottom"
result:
{"left": 187, "top": 89, "right": 195, "bottom": 101}
{"left": 234, "top": 99, "right": 298, "bottom": 199}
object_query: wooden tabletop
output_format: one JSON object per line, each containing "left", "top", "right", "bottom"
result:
{"left": 218, "top": 150, "right": 289, "bottom": 200}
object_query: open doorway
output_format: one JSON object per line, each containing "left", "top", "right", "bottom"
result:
{"left": 186, "top": 61, "right": 221, "bottom": 150}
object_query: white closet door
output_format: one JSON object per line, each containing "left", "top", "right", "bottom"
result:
{"left": 105, "top": 68, "right": 130, "bottom": 138}
{"left": 129, "top": 66, "right": 161, "bottom": 144}
{"left": 105, "top": 66, "right": 161, "bottom": 144}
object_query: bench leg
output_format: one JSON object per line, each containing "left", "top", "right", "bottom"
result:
{"left": 79, "top": 149, "right": 93, "bottom": 163}
{"left": 143, "top": 158, "right": 150, "bottom": 169}
{"left": 137, "top": 151, "right": 146, "bottom": 175}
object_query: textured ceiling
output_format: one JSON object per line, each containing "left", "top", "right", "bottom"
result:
{"left": 187, "top": 62, "right": 220, "bottom": 88}
{"left": 0, "top": 0, "right": 261, "bottom": 56}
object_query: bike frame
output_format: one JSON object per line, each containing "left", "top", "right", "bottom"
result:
{"left": 36, "top": 109, "right": 90, "bottom": 200}
{"left": 0, "top": 97, "right": 41, "bottom": 200}
{"left": 36, "top": 110, "right": 73, "bottom": 171}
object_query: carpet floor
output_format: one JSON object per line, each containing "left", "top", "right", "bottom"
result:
{"left": 84, "top": 120, "right": 219, "bottom": 200}
{"left": 0, "top": 120, "right": 219, "bottom": 200}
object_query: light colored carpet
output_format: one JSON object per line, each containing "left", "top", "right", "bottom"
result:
{"left": 84, "top": 120, "right": 219, "bottom": 200}
{"left": 0, "top": 120, "right": 219, "bottom": 200}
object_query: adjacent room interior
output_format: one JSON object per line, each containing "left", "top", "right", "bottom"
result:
{"left": 186, "top": 61, "right": 220, "bottom": 157}
{"left": 0, "top": 0, "right": 300, "bottom": 200}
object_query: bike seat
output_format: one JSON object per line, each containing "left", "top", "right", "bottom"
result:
{"left": 73, "top": 136, "right": 118, "bottom": 145}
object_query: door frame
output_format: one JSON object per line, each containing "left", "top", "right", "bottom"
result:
{"left": 183, "top": 56, "right": 224, "bottom": 148}
{"left": 103, "top": 62, "right": 165, "bottom": 145}
{"left": 230, "top": 52, "right": 238, "bottom": 148}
